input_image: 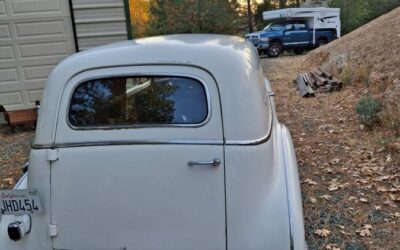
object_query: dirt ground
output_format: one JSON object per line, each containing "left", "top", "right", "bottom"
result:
{"left": 262, "top": 55, "right": 400, "bottom": 250}
{"left": 0, "top": 125, "right": 34, "bottom": 188}
{"left": 0, "top": 55, "right": 399, "bottom": 249}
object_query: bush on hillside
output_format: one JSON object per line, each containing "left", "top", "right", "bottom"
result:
{"left": 356, "top": 96, "right": 381, "bottom": 126}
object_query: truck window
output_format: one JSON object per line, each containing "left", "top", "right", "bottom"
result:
{"left": 265, "top": 23, "right": 283, "bottom": 31}
{"left": 68, "top": 76, "right": 208, "bottom": 127}
{"left": 284, "top": 24, "right": 295, "bottom": 31}
{"left": 297, "top": 24, "right": 307, "bottom": 30}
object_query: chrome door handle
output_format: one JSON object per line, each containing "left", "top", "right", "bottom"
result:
{"left": 188, "top": 158, "right": 221, "bottom": 167}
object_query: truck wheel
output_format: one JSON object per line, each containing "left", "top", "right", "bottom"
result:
{"left": 293, "top": 48, "right": 304, "bottom": 55}
{"left": 267, "top": 43, "right": 282, "bottom": 58}
{"left": 317, "top": 38, "right": 327, "bottom": 47}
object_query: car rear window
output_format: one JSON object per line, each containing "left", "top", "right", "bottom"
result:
{"left": 68, "top": 76, "right": 208, "bottom": 127}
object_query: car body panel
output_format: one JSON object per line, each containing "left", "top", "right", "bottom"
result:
{"left": 0, "top": 35, "right": 306, "bottom": 250}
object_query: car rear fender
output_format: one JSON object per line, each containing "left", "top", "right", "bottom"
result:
{"left": 278, "top": 124, "right": 307, "bottom": 250}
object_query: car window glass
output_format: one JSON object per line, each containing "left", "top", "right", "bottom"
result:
{"left": 270, "top": 24, "right": 283, "bottom": 31}
{"left": 285, "top": 24, "right": 295, "bottom": 31}
{"left": 69, "top": 76, "right": 208, "bottom": 127}
{"left": 297, "top": 24, "right": 306, "bottom": 30}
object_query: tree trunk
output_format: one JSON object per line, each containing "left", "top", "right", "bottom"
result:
{"left": 247, "top": 0, "right": 253, "bottom": 33}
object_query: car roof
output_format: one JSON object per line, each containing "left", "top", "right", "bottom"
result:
{"left": 35, "top": 34, "right": 271, "bottom": 145}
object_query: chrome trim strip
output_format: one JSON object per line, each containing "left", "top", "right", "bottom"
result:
{"left": 283, "top": 41, "right": 309, "bottom": 45}
{"left": 224, "top": 132, "right": 271, "bottom": 146}
{"left": 32, "top": 139, "right": 224, "bottom": 149}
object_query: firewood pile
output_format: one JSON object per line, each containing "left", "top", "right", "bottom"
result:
{"left": 294, "top": 68, "right": 343, "bottom": 97}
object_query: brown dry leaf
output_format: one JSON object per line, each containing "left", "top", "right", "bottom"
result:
{"left": 360, "top": 197, "right": 368, "bottom": 203}
{"left": 357, "top": 225, "right": 373, "bottom": 237}
{"left": 315, "top": 228, "right": 330, "bottom": 238}
{"left": 390, "top": 194, "right": 400, "bottom": 202}
{"left": 320, "top": 194, "right": 332, "bottom": 200}
{"left": 304, "top": 178, "right": 318, "bottom": 185}
{"left": 375, "top": 175, "right": 390, "bottom": 181}
{"left": 328, "top": 183, "right": 339, "bottom": 191}
{"left": 2, "top": 177, "right": 15, "bottom": 186}
{"left": 348, "top": 196, "right": 357, "bottom": 201}
{"left": 326, "top": 244, "right": 341, "bottom": 250}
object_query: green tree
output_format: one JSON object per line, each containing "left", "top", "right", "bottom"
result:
{"left": 129, "top": 0, "right": 150, "bottom": 38}
{"left": 147, "top": 0, "right": 239, "bottom": 35}
{"left": 329, "top": 0, "right": 400, "bottom": 34}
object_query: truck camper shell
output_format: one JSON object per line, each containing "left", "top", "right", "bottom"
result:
{"left": 263, "top": 8, "right": 341, "bottom": 44}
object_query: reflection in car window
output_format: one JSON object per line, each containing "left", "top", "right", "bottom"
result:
{"left": 270, "top": 24, "right": 283, "bottom": 31}
{"left": 297, "top": 24, "right": 306, "bottom": 30}
{"left": 285, "top": 24, "right": 295, "bottom": 31}
{"left": 69, "top": 76, "right": 208, "bottom": 127}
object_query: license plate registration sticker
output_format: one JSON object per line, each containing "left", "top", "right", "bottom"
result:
{"left": 0, "top": 189, "right": 43, "bottom": 215}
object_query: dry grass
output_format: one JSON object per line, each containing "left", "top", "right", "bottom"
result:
{"left": 306, "top": 7, "right": 400, "bottom": 136}
{"left": 262, "top": 55, "right": 400, "bottom": 250}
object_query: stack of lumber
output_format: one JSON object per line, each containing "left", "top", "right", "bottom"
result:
{"left": 294, "top": 68, "right": 343, "bottom": 97}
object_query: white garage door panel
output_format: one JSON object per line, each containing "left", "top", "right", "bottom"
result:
{"left": 27, "top": 90, "right": 43, "bottom": 103}
{"left": 19, "top": 42, "right": 69, "bottom": 57}
{"left": 11, "top": 0, "right": 61, "bottom": 14}
{"left": 0, "top": 1, "right": 6, "bottom": 15}
{"left": 0, "top": 0, "right": 75, "bottom": 110}
{"left": 0, "top": 92, "right": 22, "bottom": 105}
{"left": 0, "top": 24, "right": 10, "bottom": 39}
{"left": 0, "top": 67, "right": 18, "bottom": 82}
{"left": 16, "top": 21, "right": 65, "bottom": 37}
{"left": 0, "top": 45, "right": 14, "bottom": 60}
{"left": 23, "top": 65, "right": 54, "bottom": 80}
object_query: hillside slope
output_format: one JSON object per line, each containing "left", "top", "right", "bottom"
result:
{"left": 307, "top": 7, "right": 400, "bottom": 134}
{"left": 307, "top": 6, "right": 400, "bottom": 85}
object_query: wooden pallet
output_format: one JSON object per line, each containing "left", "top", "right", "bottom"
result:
{"left": 294, "top": 68, "right": 343, "bottom": 97}
{"left": 0, "top": 101, "right": 39, "bottom": 132}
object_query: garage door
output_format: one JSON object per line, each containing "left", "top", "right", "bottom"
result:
{"left": 0, "top": 0, "right": 75, "bottom": 110}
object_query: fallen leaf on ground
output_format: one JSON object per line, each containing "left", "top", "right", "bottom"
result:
{"left": 326, "top": 244, "right": 341, "bottom": 250}
{"left": 315, "top": 228, "right": 330, "bottom": 237}
{"left": 328, "top": 183, "right": 339, "bottom": 191}
{"left": 320, "top": 194, "right": 332, "bottom": 200}
{"left": 357, "top": 225, "right": 373, "bottom": 237}
{"left": 304, "top": 178, "right": 317, "bottom": 185}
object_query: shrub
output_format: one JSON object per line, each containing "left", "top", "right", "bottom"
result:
{"left": 341, "top": 67, "right": 353, "bottom": 85}
{"left": 356, "top": 96, "right": 381, "bottom": 126}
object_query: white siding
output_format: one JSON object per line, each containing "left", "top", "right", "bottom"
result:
{"left": 0, "top": 0, "right": 75, "bottom": 110}
{"left": 71, "top": 0, "right": 128, "bottom": 51}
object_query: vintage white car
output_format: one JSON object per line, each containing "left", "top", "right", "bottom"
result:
{"left": 0, "top": 35, "right": 306, "bottom": 250}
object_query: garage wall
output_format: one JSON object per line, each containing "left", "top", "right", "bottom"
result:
{"left": 0, "top": 0, "right": 130, "bottom": 111}
{"left": 71, "top": 0, "right": 129, "bottom": 51}
{"left": 0, "top": 0, "right": 76, "bottom": 110}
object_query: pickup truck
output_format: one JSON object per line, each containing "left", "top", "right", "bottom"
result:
{"left": 0, "top": 34, "right": 306, "bottom": 250}
{"left": 245, "top": 21, "right": 337, "bottom": 57}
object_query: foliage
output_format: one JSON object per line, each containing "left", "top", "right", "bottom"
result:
{"left": 356, "top": 96, "right": 381, "bottom": 126}
{"left": 329, "top": 0, "right": 400, "bottom": 34}
{"left": 147, "top": 0, "right": 240, "bottom": 36}
{"left": 129, "top": 0, "right": 150, "bottom": 38}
